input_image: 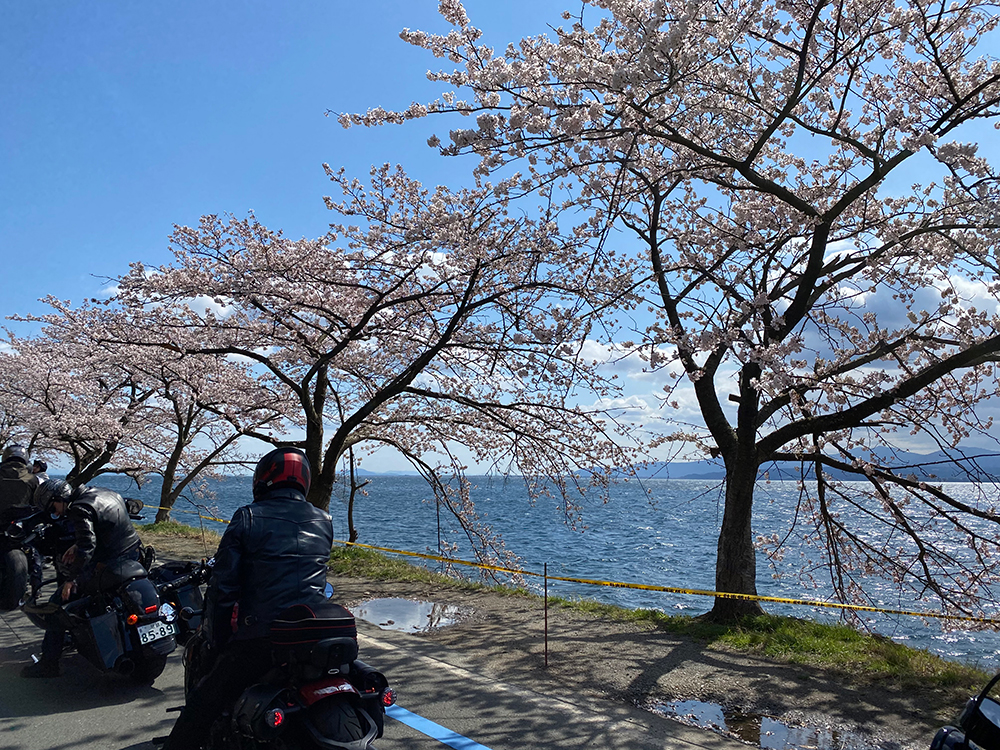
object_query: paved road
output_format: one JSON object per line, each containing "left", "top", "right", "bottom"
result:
{"left": 0, "top": 605, "right": 741, "bottom": 750}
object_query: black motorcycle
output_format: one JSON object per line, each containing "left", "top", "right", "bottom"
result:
{"left": 148, "top": 557, "right": 212, "bottom": 644}
{"left": 18, "top": 517, "right": 178, "bottom": 684}
{"left": 931, "top": 672, "right": 1000, "bottom": 749}
{"left": 0, "top": 506, "right": 40, "bottom": 611}
{"left": 177, "top": 593, "right": 395, "bottom": 749}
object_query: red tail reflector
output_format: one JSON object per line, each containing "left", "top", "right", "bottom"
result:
{"left": 144, "top": 604, "right": 158, "bottom": 613}
{"left": 382, "top": 687, "right": 397, "bottom": 707}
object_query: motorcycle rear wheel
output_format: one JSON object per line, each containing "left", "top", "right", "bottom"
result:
{"left": 131, "top": 653, "right": 169, "bottom": 684}
{"left": 0, "top": 548, "right": 28, "bottom": 611}
{"left": 308, "top": 698, "right": 368, "bottom": 743}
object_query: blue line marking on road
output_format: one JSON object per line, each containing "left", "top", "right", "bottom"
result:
{"left": 386, "top": 704, "right": 495, "bottom": 750}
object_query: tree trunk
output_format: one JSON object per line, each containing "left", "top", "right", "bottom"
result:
{"left": 709, "top": 456, "right": 765, "bottom": 621}
{"left": 155, "top": 443, "right": 184, "bottom": 524}
{"left": 708, "top": 362, "right": 765, "bottom": 622}
{"left": 155, "top": 480, "right": 176, "bottom": 524}
{"left": 347, "top": 487, "right": 358, "bottom": 543}
{"left": 309, "top": 470, "right": 334, "bottom": 513}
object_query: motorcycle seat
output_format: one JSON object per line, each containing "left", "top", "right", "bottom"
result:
{"left": 93, "top": 559, "right": 148, "bottom": 590}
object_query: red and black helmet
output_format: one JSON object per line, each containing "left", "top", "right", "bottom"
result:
{"left": 252, "top": 447, "right": 311, "bottom": 500}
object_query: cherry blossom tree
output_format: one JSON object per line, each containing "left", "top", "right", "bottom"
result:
{"left": 0, "top": 322, "right": 274, "bottom": 524}
{"left": 10, "top": 305, "right": 289, "bottom": 521}
{"left": 136, "top": 354, "right": 287, "bottom": 524}
{"left": 111, "top": 164, "right": 638, "bottom": 568}
{"left": 0, "top": 350, "right": 39, "bottom": 454}
{"left": 349, "top": 0, "right": 1000, "bottom": 620}
{"left": 0, "top": 330, "right": 161, "bottom": 486}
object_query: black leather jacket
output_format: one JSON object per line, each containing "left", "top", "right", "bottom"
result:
{"left": 205, "top": 488, "right": 333, "bottom": 646}
{"left": 64, "top": 485, "right": 142, "bottom": 579}
{"left": 0, "top": 461, "right": 38, "bottom": 513}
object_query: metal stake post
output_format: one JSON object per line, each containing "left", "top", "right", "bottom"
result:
{"left": 544, "top": 562, "right": 548, "bottom": 668}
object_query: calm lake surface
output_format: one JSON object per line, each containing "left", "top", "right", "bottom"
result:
{"left": 98, "top": 474, "right": 1000, "bottom": 670}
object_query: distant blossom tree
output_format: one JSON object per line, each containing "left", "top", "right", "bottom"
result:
{"left": 6, "top": 307, "right": 286, "bottom": 516}
{"left": 0, "top": 330, "right": 161, "bottom": 487}
{"left": 347, "top": 0, "right": 1000, "bottom": 620}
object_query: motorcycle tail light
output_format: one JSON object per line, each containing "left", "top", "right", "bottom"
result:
{"left": 381, "top": 688, "right": 397, "bottom": 707}
{"left": 265, "top": 708, "right": 284, "bottom": 728}
{"left": 144, "top": 604, "right": 158, "bottom": 614}
{"left": 126, "top": 614, "right": 139, "bottom": 626}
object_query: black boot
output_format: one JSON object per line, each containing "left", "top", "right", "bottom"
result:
{"left": 20, "top": 660, "right": 60, "bottom": 678}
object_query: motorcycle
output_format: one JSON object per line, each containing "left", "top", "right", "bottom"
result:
{"left": 176, "top": 589, "right": 395, "bottom": 749}
{"left": 17, "top": 516, "right": 178, "bottom": 684}
{"left": 930, "top": 672, "right": 1000, "bottom": 749}
{"left": 0, "top": 506, "right": 42, "bottom": 611}
{"left": 148, "top": 557, "right": 212, "bottom": 644}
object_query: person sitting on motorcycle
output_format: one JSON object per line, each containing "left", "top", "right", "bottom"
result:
{"left": 0, "top": 444, "right": 39, "bottom": 514}
{"left": 31, "top": 460, "right": 49, "bottom": 483}
{"left": 21, "top": 480, "right": 142, "bottom": 678}
{"left": 16, "top": 479, "right": 76, "bottom": 599}
{"left": 161, "top": 447, "right": 333, "bottom": 750}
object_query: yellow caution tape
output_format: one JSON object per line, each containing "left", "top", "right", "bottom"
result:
{"left": 332, "top": 540, "right": 1000, "bottom": 625}
{"left": 143, "top": 505, "right": 231, "bottom": 525}
{"left": 136, "top": 511, "right": 1000, "bottom": 625}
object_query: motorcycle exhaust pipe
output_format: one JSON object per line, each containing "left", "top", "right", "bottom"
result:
{"left": 114, "top": 655, "right": 135, "bottom": 676}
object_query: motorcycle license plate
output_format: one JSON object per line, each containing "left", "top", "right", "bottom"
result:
{"left": 137, "top": 620, "right": 177, "bottom": 644}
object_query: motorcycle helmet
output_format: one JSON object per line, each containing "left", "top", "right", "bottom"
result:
{"left": 2, "top": 444, "right": 29, "bottom": 465}
{"left": 34, "top": 478, "right": 72, "bottom": 512}
{"left": 252, "top": 447, "right": 311, "bottom": 500}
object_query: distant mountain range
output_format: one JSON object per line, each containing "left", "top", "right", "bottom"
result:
{"left": 348, "top": 449, "right": 1000, "bottom": 482}
{"left": 631, "top": 449, "right": 1000, "bottom": 482}
{"left": 353, "top": 467, "right": 419, "bottom": 477}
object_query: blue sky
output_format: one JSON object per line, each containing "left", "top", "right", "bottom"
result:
{"left": 1, "top": 1, "right": 574, "bottom": 473}
{"left": 5, "top": 2, "right": 1000, "bottom": 474}
{"left": 1, "top": 1, "right": 560, "bottom": 326}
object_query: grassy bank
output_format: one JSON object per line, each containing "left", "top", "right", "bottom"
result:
{"left": 328, "top": 545, "right": 991, "bottom": 692}
{"left": 140, "top": 526, "right": 991, "bottom": 692}
{"left": 138, "top": 520, "right": 222, "bottom": 545}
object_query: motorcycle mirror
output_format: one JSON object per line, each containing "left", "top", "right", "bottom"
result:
{"left": 124, "top": 497, "right": 144, "bottom": 519}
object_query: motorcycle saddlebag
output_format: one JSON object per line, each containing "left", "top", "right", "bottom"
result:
{"left": 270, "top": 601, "right": 358, "bottom": 679}
{"left": 75, "top": 610, "right": 126, "bottom": 671}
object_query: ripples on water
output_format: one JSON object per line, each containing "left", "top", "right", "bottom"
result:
{"left": 104, "top": 474, "right": 1000, "bottom": 669}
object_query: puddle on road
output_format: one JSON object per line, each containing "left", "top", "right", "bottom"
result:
{"left": 645, "top": 699, "right": 896, "bottom": 750}
{"left": 353, "top": 598, "right": 468, "bottom": 633}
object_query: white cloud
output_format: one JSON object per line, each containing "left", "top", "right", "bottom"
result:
{"left": 188, "top": 295, "right": 234, "bottom": 318}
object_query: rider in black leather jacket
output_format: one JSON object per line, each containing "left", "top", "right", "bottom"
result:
{"left": 162, "top": 447, "right": 333, "bottom": 750}
{"left": 21, "top": 481, "right": 143, "bottom": 678}
{"left": 0, "top": 444, "right": 39, "bottom": 514}
{"left": 61, "top": 485, "right": 142, "bottom": 585}
{"left": 204, "top": 485, "right": 333, "bottom": 646}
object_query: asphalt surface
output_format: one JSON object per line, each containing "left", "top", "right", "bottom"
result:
{"left": 0, "top": 604, "right": 743, "bottom": 750}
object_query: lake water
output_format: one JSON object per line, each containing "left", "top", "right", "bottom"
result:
{"left": 96, "top": 474, "right": 1000, "bottom": 670}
